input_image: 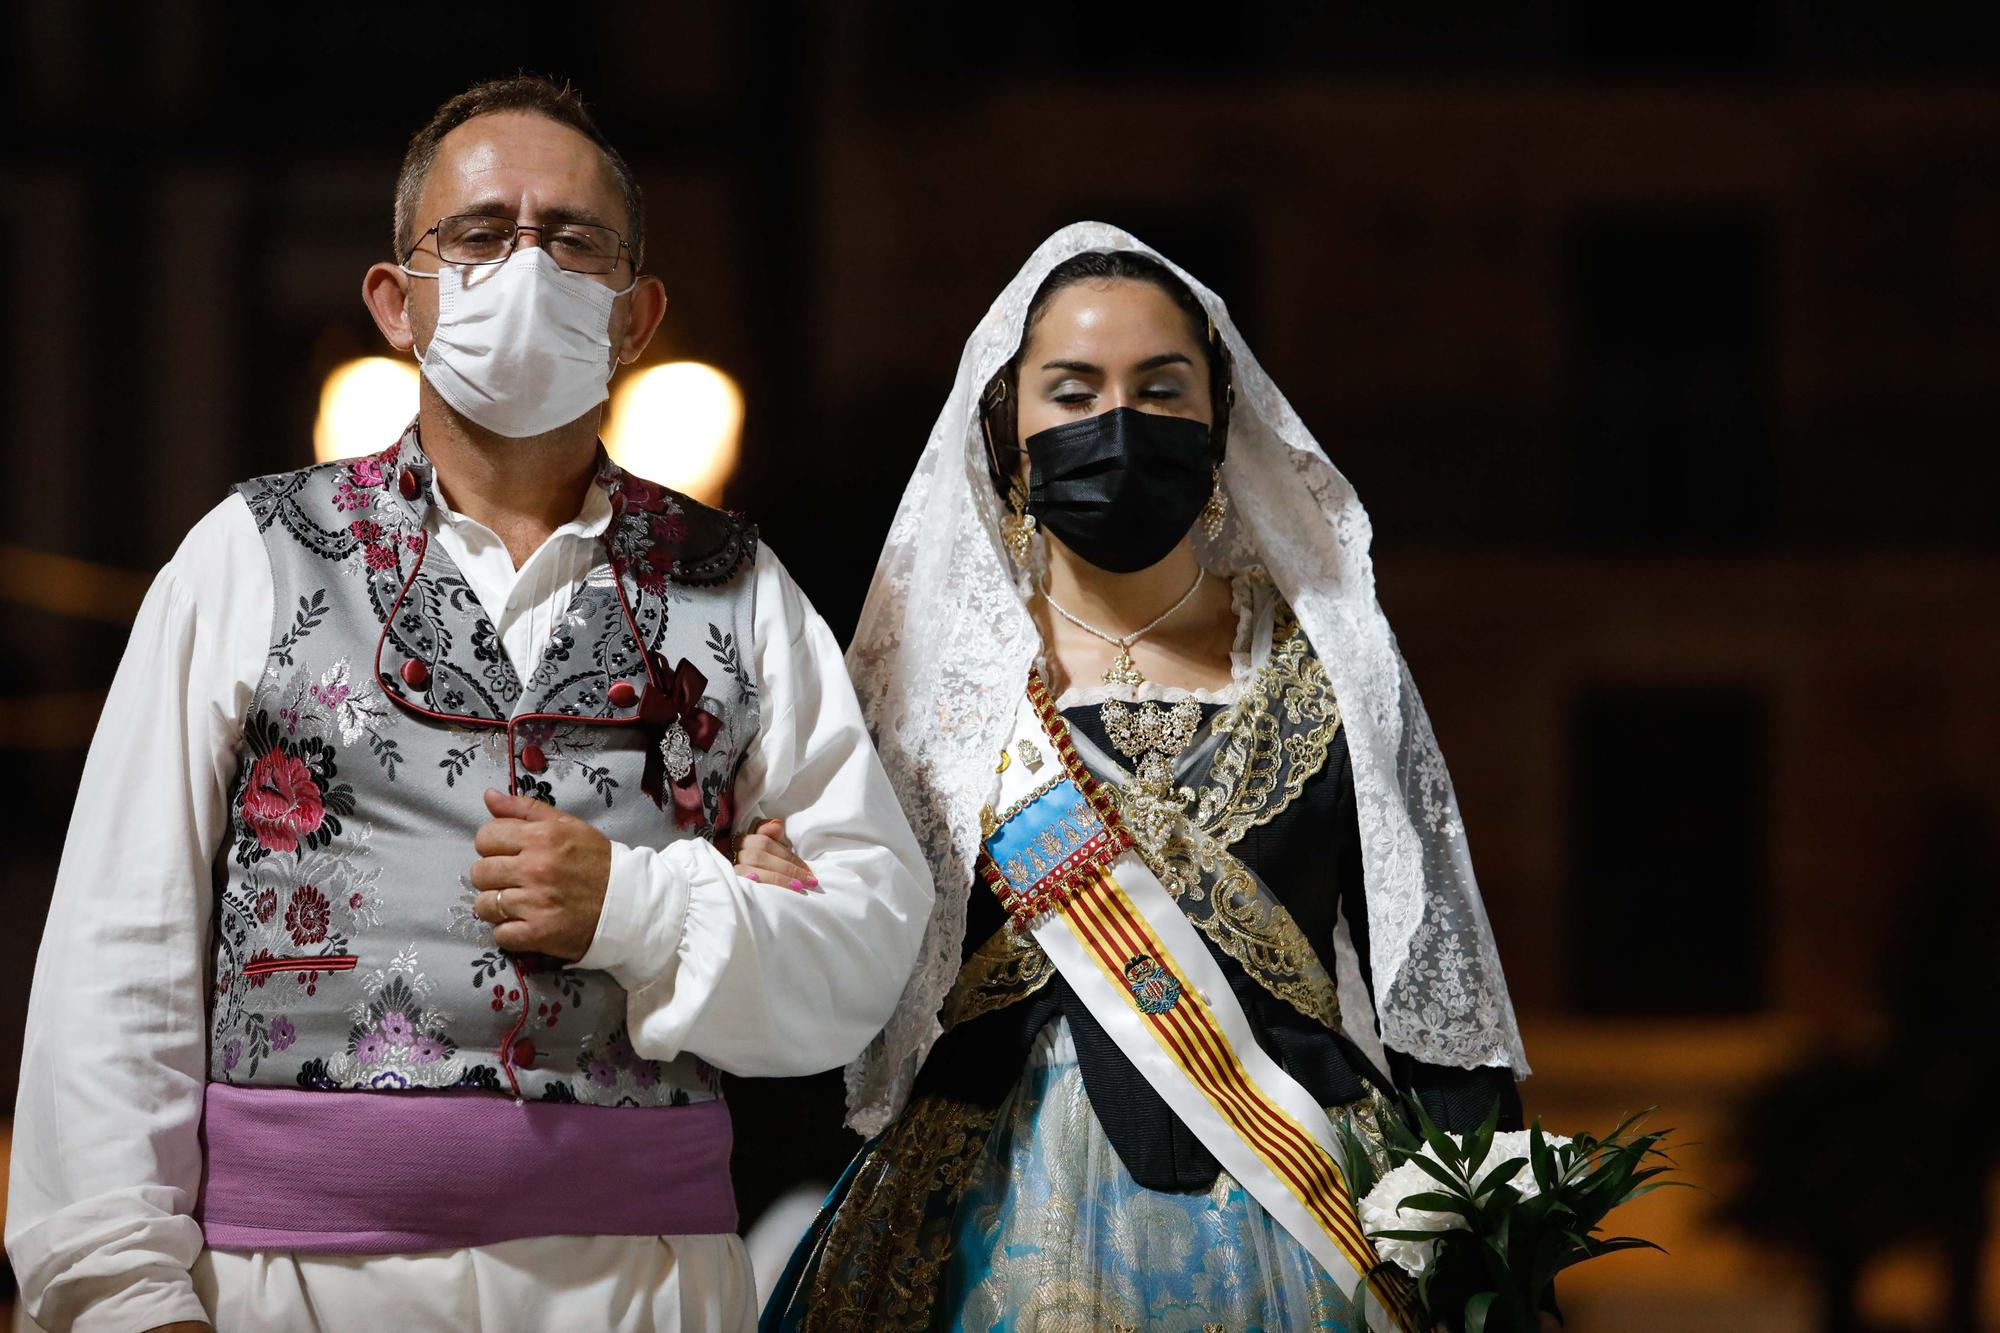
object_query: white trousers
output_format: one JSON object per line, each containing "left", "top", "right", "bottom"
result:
{"left": 18, "top": 1235, "right": 756, "bottom": 1333}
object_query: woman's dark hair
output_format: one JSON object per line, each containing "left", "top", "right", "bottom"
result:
{"left": 981, "top": 249, "right": 1234, "bottom": 498}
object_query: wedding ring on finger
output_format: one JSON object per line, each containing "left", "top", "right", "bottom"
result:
{"left": 491, "top": 888, "right": 512, "bottom": 923}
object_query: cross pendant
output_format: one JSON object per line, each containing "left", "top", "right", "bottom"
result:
{"left": 1102, "top": 645, "right": 1146, "bottom": 688}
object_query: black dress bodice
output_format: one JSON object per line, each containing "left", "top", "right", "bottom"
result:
{"left": 914, "top": 701, "right": 1521, "bottom": 1194}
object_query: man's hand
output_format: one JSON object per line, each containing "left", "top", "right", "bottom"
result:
{"left": 734, "top": 818, "right": 818, "bottom": 892}
{"left": 470, "top": 789, "right": 611, "bottom": 960}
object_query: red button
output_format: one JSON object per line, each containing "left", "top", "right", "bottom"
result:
{"left": 398, "top": 469, "right": 420, "bottom": 500}
{"left": 400, "top": 659, "right": 430, "bottom": 689}
{"left": 511, "top": 1038, "right": 538, "bottom": 1069}
{"left": 607, "top": 681, "right": 638, "bottom": 708}
{"left": 520, "top": 745, "right": 547, "bottom": 773}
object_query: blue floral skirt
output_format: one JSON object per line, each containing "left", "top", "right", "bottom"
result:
{"left": 763, "top": 1020, "right": 1385, "bottom": 1333}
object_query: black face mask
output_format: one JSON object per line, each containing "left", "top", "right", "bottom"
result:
{"left": 1024, "top": 406, "right": 1214, "bottom": 574}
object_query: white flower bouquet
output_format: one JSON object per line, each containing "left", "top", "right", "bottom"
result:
{"left": 1336, "top": 1101, "right": 1680, "bottom": 1332}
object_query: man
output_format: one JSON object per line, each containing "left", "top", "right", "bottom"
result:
{"left": 5, "top": 76, "right": 932, "bottom": 1332}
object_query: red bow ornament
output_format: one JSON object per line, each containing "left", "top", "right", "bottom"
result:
{"left": 638, "top": 656, "right": 724, "bottom": 827}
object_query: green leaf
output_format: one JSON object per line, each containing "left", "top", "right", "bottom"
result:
{"left": 1529, "top": 1121, "right": 1556, "bottom": 1195}
{"left": 1409, "top": 1096, "right": 1465, "bottom": 1173}
{"left": 1380, "top": 1099, "right": 1425, "bottom": 1160}
{"left": 1463, "top": 1095, "right": 1503, "bottom": 1181}
{"left": 1464, "top": 1291, "right": 1496, "bottom": 1333}
{"left": 1399, "top": 1191, "right": 1484, "bottom": 1224}
{"left": 1623, "top": 1181, "right": 1694, "bottom": 1201}
{"left": 1598, "top": 1107, "right": 1656, "bottom": 1148}
{"left": 1475, "top": 1156, "right": 1528, "bottom": 1198}
{"left": 1334, "top": 1118, "right": 1381, "bottom": 1201}
{"left": 1405, "top": 1151, "right": 1475, "bottom": 1196}
{"left": 1481, "top": 1182, "right": 1522, "bottom": 1221}
{"left": 1549, "top": 1235, "right": 1667, "bottom": 1276}
{"left": 1400, "top": 1190, "right": 1475, "bottom": 1211}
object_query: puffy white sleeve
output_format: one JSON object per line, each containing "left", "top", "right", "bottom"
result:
{"left": 577, "top": 543, "right": 934, "bottom": 1078}
{"left": 5, "top": 495, "right": 270, "bottom": 1333}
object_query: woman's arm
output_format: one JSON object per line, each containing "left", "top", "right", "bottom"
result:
{"left": 574, "top": 544, "right": 934, "bottom": 1076}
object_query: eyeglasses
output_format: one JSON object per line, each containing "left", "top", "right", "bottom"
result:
{"left": 410, "top": 213, "right": 634, "bottom": 276}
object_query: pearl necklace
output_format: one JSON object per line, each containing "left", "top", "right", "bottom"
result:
{"left": 1042, "top": 568, "right": 1207, "bottom": 689}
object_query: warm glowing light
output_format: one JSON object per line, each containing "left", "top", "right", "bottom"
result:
{"left": 602, "top": 362, "right": 744, "bottom": 506}
{"left": 314, "top": 357, "right": 420, "bottom": 463}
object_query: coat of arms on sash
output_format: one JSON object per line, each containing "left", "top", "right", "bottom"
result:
{"left": 1123, "top": 952, "right": 1182, "bottom": 1014}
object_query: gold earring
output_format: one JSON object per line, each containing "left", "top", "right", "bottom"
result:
{"left": 1002, "top": 483, "right": 1037, "bottom": 563}
{"left": 1201, "top": 465, "right": 1228, "bottom": 540}
{"left": 985, "top": 401, "right": 1036, "bottom": 563}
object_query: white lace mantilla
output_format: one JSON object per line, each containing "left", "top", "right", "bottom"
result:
{"left": 842, "top": 222, "right": 1528, "bottom": 1135}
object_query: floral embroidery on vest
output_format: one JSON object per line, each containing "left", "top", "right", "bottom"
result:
{"left": 213, "top": 423, "right": 760, "bottom": 1104}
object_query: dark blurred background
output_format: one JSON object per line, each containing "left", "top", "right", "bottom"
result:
{"left": 5, "top": 3, "right": 2000, "bottom": 1329}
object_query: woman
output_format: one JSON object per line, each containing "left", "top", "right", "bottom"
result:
{"left": 763, "top": 224, "right": 1534, "bottom": 1332}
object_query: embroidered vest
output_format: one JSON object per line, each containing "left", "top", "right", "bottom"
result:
{"left": 208, "top": 427, "right": 760, "bottom": 1107}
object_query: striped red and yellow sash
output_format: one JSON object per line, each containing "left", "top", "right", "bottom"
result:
{"left": 974, "top": 674, "right": 1423, "bottom": 1331}
{"left": 1064, "top": 862, "right": 1422, "bottom": 1329}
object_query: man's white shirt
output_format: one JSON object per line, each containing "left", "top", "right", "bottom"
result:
{"left": 5, "top": 485, "right": 932, "bottom": 1332}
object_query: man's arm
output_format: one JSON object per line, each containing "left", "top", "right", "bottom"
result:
{"left": 573, "top": 543, "right": 934, "bottom": 1077}
{"left": 5, "top": 497, "right": 268, "bottom": 1332}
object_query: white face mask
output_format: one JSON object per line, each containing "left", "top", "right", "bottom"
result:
{"left": 404, "top": 246, "right": 636, "bottom": 439}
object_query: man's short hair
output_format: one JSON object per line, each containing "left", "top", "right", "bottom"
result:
{"left": 393, "top": 74, "right": 645, "bottom": 267}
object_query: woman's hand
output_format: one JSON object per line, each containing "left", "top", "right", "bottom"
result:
{"left": 733, "top": 818, "right": 818, "bottom": 892}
